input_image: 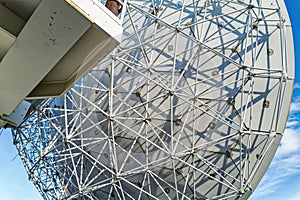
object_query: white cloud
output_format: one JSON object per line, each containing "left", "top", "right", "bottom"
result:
{"left": 286, "top": 120, "right": 299, "bottom": 127}
{"left": 294, "top": 82, "right": 300, "bottom": 89}
{"left": 276, "top": 128, "right": 300, "bottom": 157}
{"left": 252, "top": 153, "right": 300, "bottom": 199}
{"left": 287, "top": 192, "right": 300, "bottom": 200}
{"left": 287, "top": 97, "right": 300, "bottom": 126}
{"left": 290, "top": 101, "right": 300, "bottom": 113}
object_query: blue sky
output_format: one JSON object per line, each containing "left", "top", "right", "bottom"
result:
{"left": 0, "top": 0, "right": 299, "bottom": 199}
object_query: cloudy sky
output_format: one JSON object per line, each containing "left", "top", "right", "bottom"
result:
{"left": 0, "top": 0, "right": 299, "bottom": 199}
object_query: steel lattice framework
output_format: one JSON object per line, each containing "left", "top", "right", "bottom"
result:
{"left": 12, "top": 0, "right": 294, "bottom": 199}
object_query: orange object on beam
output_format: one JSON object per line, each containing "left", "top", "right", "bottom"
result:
{"left": 106, "top": 0, "right": 120, "bottom": 16}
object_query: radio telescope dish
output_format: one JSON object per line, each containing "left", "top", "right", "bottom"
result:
{"left": 12, "top": 0, "right": 294, "bottom": 199}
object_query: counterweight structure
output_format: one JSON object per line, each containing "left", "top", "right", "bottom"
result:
{"left": 12, "top": 0, "right": 294, "bottom": 199}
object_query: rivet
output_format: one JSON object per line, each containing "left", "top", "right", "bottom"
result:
{"left": 267, "top": 48, "right": 274, "bottom": 56}
{"left": 168, "top": 45, "right": 174, "bottom": 52}
{"left": 263, "top": 100, "right": 270, "bottom": 108}
{"left": 126, "top": 67, "right": 132, "bottom": 73}
{"left": 157, "top": 23, "right": 164, "bottom": 29}
{"left": 211, "top": 70, "right": 219, "bottom": 76}
{"left": 175, "top": 119, "right": 182, "bottom": 126}
{"left": 219, "top": 21, "right": 225, "bottom": 27}
{"left": 208, "top": 122, "right": 215, "bottom": 129}
{"left": 164, "top": 187, "right": 170, "bottom": 194}
{"left": 103, "top": 153, "right": 109, "bottom": 158}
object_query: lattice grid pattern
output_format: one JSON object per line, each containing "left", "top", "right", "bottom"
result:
{"left": 12, "top": 0, "right": 292, "bottom": 199}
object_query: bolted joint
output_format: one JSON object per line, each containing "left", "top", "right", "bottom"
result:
{"left": 247, "top": 4, "right": 255, "bottom": 9}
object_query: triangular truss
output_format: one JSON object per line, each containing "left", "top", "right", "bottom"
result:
{"left": 12, "top": 0, "right": 293, "bottom": 199}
